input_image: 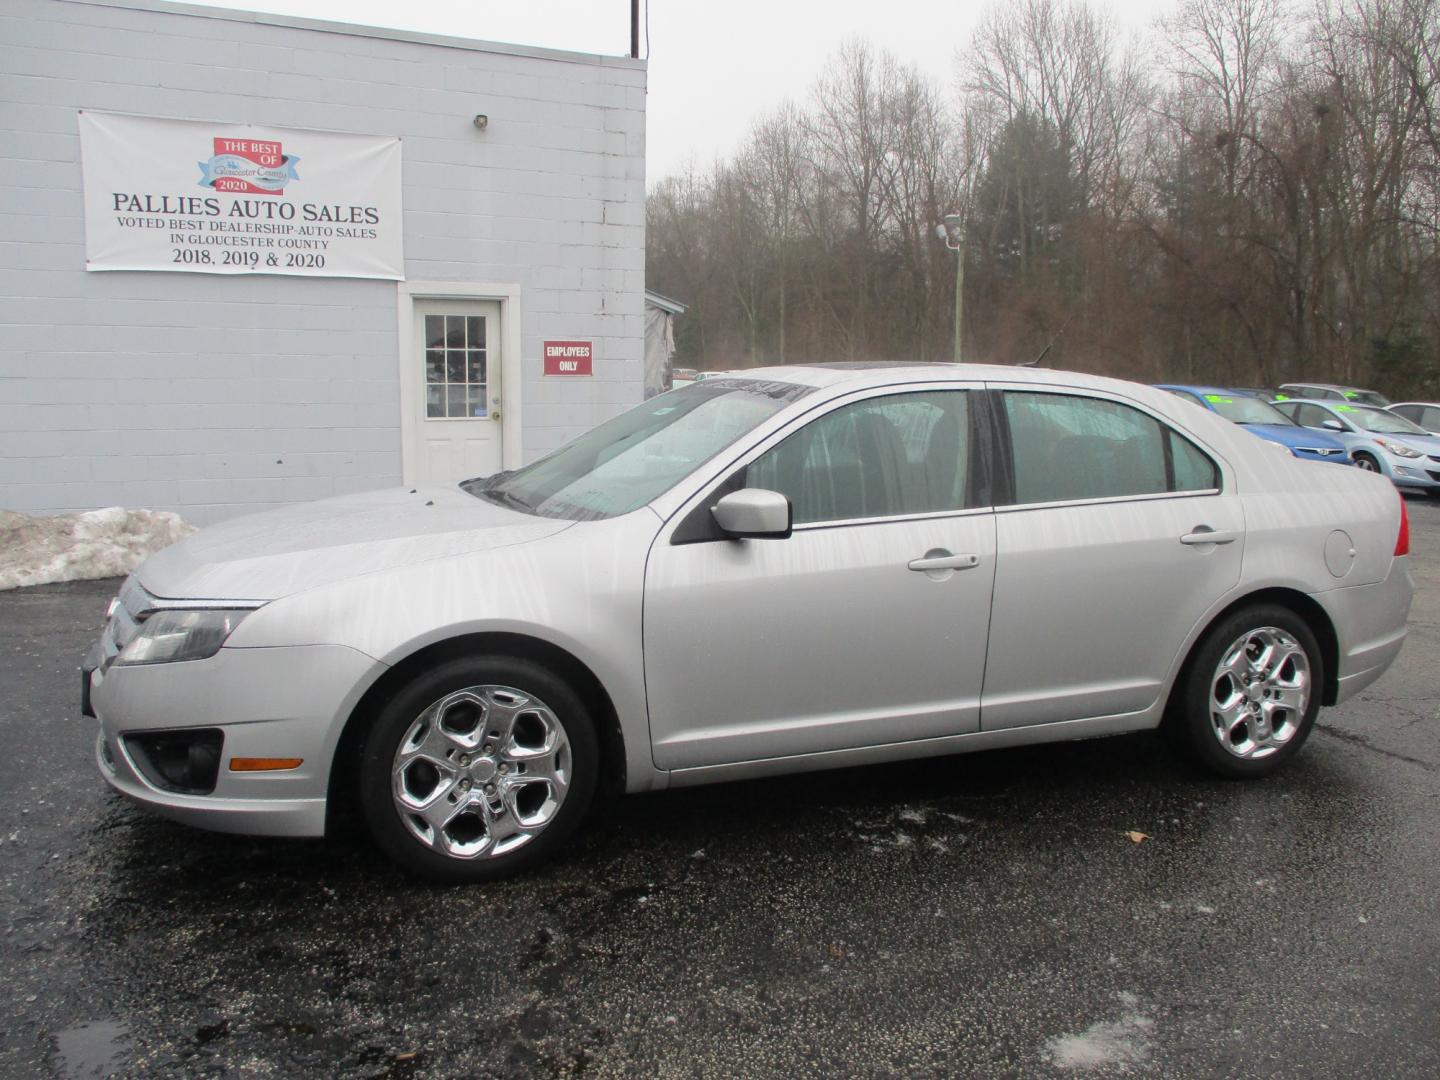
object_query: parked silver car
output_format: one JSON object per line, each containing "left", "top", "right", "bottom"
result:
{"left": 1389, "top": 401, "right": 1440, "bottom": 436}
{"left": 84, "top": 365, "right": 1414, "bottom": 881}
{"left": 1276, "top": 382, "right": 1391, "bottom": 407}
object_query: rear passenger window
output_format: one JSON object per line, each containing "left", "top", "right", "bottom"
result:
{"left": 746, "top": 391, "right": 970, "bottom": 524}
{"left": 1003, "top": 391, "right": 1216, "bottom": 504}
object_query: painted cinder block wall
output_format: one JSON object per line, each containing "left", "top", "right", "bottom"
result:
{"left": 0, "top": 0, "right": 646, "bottom": 524}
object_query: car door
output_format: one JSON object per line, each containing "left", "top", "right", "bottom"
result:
{"left": 981, "top": 386, "right": 1244, "bottom": 730}
{"left": 642, "top": 385, "right": 997, "bottom": 771}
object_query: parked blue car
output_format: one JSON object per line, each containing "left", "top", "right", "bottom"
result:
{"left": 1155, "top": 385, "right": 1352, "bottom": 465}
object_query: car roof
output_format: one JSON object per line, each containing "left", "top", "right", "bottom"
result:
{"left": 1280, "top": 381, "right": 1378, "bottom": 394}
{"left": 1154, "top": 384, "right": 1246, "bottom": 397}
{"left": 1279, "top": 397, "right": 1389, "bottom": 414}
{"left": 728, "top": 363, "right": 1179, "bottom": 401}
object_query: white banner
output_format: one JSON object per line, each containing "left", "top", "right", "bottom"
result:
{"left": 79, "top": 112, "right": 404, "bottom": 280}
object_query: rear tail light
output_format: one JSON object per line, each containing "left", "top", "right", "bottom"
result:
{"left": 1395, "top": 495, "right": 1410, "bottom": 556}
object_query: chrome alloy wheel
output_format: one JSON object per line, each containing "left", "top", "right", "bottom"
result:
{"left": 1208, "top": 627, "right": 1311, "bottom": 759}
{"left": 390, "top": 685, "right": 571, "bottom": 859}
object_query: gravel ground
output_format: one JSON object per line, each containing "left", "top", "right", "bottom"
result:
{"left": 2, "top": 499, "right": 1437, "bottom": 1079}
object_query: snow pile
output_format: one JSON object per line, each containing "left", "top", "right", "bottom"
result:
{"left": 1045, "top": 993, "right": 1156, "bottom": 1071}
{"left": 0, "top": 507, "right": 195, "bottom": 590}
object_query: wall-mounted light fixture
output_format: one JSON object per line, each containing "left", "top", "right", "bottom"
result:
{"left": 473, "top": 114, "right": 489, "bottom": 131}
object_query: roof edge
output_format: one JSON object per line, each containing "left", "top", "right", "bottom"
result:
{"left": 61, "top": 0, "right": 647, "bottom": 69}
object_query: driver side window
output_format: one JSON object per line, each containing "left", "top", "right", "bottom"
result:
{"left": 745, "top": 391, "right": 971, "bottom": 525}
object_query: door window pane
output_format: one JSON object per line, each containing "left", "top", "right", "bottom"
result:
{"left": 423, "top": 312, "right": 489, "bottom": 421}
{"left": 1004, "top": 392, "right": 1167, "bottom": 503}
{"left": 446, "top": 385, "right": 469, "bottom": 418}
{"left": 1422, "top": 407, "right": 1440, "bottom": 430}
{"left": 746, "top": 391, "right": 969, "bottom": 524}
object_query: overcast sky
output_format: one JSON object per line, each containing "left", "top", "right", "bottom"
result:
{"left": 180, "top": 0, "right": 1175, "bottom": 183}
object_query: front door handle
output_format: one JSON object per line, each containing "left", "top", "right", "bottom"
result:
{"left": 908, "top": 552, "right": 981, "bottom": 572}
{"left": 1180, "top": 527, "right": 1239, "bottom": 546}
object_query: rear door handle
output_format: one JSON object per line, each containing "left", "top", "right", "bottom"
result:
{"left": 1180, "top": 527, "right": 1239, "bottom": 546}
{"left": 908, "top": 552, "right": 981, "bottom": 571}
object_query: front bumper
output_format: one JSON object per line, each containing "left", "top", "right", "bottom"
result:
{"left": 1385, "top": 459, "right": 1440, "bottom": 491}
{"left": 88, "top": 641, "right": 382, "bottom": 838}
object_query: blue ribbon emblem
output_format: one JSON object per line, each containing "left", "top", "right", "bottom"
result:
{"left": 198, "top": 154, "right": 301, "bottom": 191}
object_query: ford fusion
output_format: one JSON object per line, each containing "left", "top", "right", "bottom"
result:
{"left": 84, "top": 365, "right": 1414, "bottom": 882}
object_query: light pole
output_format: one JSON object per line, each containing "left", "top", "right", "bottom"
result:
{"left": 936, "top": 213, "right": 965, "bottom": 364}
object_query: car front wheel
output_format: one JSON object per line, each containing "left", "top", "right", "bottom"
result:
{"left": 1353, "top": 453, "right": 1380, "bottom": 473}
{"left": 360, "top": 656, "right": 597, "bottom": 882}
{"left": 1170, "top": 605, "right": 1323, "bottom": 779}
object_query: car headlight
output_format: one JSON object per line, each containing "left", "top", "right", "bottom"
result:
{"left": 115, "top": 608, "right": 252, "bottom": 666}
{"left": 1378, "top": 439, "right": 1422, "bottom": 458}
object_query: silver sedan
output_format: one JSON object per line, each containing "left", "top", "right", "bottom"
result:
{"left": 84, "top": 365, "right": 1414, "bottom": 881}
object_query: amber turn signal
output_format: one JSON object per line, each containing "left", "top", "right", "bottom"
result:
{"left": 228, "top": 757, "right": 303, "bottom": 772}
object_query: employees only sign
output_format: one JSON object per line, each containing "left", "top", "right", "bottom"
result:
{"left": 543, "top": 341, "right": 593, "bottom": 376}
{"left": 79, "top": 112, "right": 403, "bottom": 279}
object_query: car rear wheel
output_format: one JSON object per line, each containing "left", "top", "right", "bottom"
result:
{"left": 1353, "top": 453, "right": 1380, "bottom": 473}
{"left": 1170, "top": 605, "right": 1323, "bottom": 779}
{"left": 360, "top": 656, "right": 597, "bottom": 882}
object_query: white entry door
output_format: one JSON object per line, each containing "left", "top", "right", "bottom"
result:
{"left": 408, "top": 299, "right": 504, "bottom": 486}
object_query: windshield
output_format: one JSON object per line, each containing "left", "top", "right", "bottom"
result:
{"left": 1201, "top": 393, "right": 1295, "bottom": 426}
{"left": 1335, "top": 404, "right": 1427, "bottom": 435}
{"left": 1342, "top": 389, "right": 1391, "bottom": 407}
{"left": 463, "top": 378, "right": 813, "bottom": 520}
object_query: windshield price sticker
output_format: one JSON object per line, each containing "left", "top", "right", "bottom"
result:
{"left": 1205, "top": 395, "right": 1234, "bottom": 404}
{"left": 543, "top": 341, "right": 593, "bottom": 376}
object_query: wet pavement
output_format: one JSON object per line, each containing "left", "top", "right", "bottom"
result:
{"left": 2, "top": 500, "right": 1438, "bottom": 1079}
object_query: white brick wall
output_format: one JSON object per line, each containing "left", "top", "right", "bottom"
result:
{"left": 0, "top": 0, "right": 647, "bottom": 524}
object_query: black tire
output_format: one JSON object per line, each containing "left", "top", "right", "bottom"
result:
{"left": 1353, "top": 452, "right": 1381, "bottom": 473}
{"left": 360, "top": 655, "right": 598, "bottom": 883}
{"left": 1168, "top": 604, "right": 1324, "bottom": 779}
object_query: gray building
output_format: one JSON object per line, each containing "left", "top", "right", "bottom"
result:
{"left": 1, "top": 0, "right": 647, "bottom": 524}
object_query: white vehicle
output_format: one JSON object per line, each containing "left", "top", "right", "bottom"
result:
{"left": 84, "top": 364, "right": 1414, "bottom": 881}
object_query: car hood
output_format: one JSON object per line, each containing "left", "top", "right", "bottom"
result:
{"left": 1240, "top": 423, "right": 1347, "bottom": 452}
{"left": 134, "top": 486, "right": 573, "bottom": 602}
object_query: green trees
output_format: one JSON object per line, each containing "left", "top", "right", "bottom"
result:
{"left": 646, "top": 0, "right": 1440, "bottom": 398}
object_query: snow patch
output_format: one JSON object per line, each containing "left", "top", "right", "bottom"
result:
{"left": 0, "top": 508, "right": 195, "bottom": 590}
{"left": 1045, "top": 994, "right": 1156, "bottom": 1071}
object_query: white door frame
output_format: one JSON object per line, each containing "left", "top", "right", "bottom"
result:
{"left": 396, "top": 281, "right": 523, "bottom": 485}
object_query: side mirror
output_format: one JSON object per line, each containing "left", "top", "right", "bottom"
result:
{"left": 1321, "top": 419, "right": 1344, "bottom": 431}
{"left": 712, "top": 489, "right": 792, "bottom": 539}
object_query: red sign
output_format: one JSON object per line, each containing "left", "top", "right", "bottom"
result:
{"left": 543, "top": 340, "right": 593, "bottom": 376}
{"left": 203, "top": 137, "right": 297, "bottom": 195}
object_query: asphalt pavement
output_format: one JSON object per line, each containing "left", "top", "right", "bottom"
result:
{"left": 2, "top": 499, "right": 1437, "bottom": 1079}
